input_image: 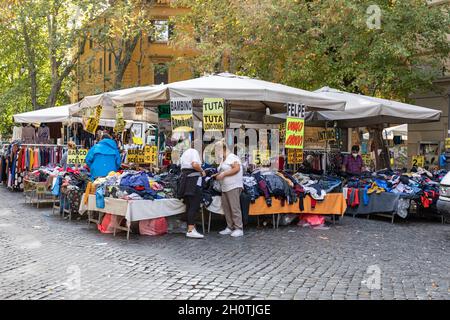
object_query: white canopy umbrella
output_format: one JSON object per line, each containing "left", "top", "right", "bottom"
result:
{"left": 14, "top": 103, "right": 79, "bottom": 124}
{"left": 69, "top": 85, "right": 168, "bottom": 119}
{"left": 363, "top": 124, "right": 408, "bottom": 140}
{"left": 14, "top": 103, "right": 133, "bottom": 128}
{"left": 310, "top": 87, "right": 441, "bottom": 127}
{"left": 166, "top": 73, "right": 346, "bottom": 114}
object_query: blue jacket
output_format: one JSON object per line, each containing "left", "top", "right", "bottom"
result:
{"left": 85, "top": 139, "right": 121, "bottom": 179}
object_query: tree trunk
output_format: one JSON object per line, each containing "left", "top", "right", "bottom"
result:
{"left": 21, "top": 17, "right": 38, "bottom": 110}
{"left": 370, "top": 126, "right": 390, "bottom": 170}
{"left": 113, "top": 33, "right": 141, "bottom": 90}
{"left": 45, "top": 36, "right": 87, "bottom": 108}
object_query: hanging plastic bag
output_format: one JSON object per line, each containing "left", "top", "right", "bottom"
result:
{"left": 96, "top": 185, "right": 105, "bottom": 209}
{"left": 51, "top": 176, "right": 61, "bottom": 196}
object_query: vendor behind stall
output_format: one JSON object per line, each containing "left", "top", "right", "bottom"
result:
{"left": 85, "top": 134, "right": 121, "bottom": 180}
{"left": 177, "top": 139, "right": 205, "bottom": 239}
{"left": 342, "top": 145, "right": 364, "bottom": 175}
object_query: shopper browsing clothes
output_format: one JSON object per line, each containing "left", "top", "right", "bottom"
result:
{"left": 85, "top": 134, "right": 121, "bottom": 180}
{"left": 342, "top": 145, "right": 364, "bottom": 176}
{"left": 214, "top": 140, "right": 244, "bottom": 237}
{"left": 178, "top": 141, "right": 205, "bottom": 239}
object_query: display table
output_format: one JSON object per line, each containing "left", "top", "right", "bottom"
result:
{"left": 81, "top": 195, "right": 187, "bottom": 239}
{"left": 249, "top": 194, "right": 347, "bottom": 216}
{"left": 345, "top": 189, "right": 400, "bottom": 222}
{"left": 203, "top": 194, "right": 346, "bottom": 232}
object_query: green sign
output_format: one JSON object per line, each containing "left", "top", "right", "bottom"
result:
{"left": 158, "top": 104, "right": 170, "bottom": 119}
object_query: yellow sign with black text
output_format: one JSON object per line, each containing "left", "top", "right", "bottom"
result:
{"left": 85, "top": 106, "right": 102, "bottom": 134}
{"left": 203, "top": 98, "right": 225, "bottom": 131}
{"left": 412, "top": 155, "right": 425, "bottom": 168}
{"left": 287, "top": 149, "right": 303, "bottom": 164}
{"left": 144, "top": 146, "right": 158, "bottom": 165}
{"left": 67, "top": 149, "right": 88, "bottom": 165}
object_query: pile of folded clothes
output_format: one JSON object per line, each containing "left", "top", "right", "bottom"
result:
{"left": 92, "top": 170, "right": 179, "bottom": 201}
{"left": 26, "top": 165, "right": 62, "bottom": 183}
{"left": 240, "top": 169, "right": 343, "bottom": 209}
{"left": 342, "top": 168, "right": 445, "bottom": 215}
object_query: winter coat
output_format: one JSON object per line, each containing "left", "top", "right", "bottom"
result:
{"left": 85, "top": 139, "right": 121, "bottom": 180}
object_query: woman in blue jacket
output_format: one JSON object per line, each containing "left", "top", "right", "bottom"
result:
{"left": 85, "top": 134, "right": 121, "bottom": 179}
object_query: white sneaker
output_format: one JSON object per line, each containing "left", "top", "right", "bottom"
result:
{"left": 219, "top": 227, "right": 233, "bottom": 235}
{"left": 230, "top": 229, "right": 244, "bottom": 237}
{"left": 186, "top": 228, "right": 204, "bottom": 239}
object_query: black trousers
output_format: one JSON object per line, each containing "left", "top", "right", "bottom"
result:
{"left": 184, "top": 186, "right": 202, "bottom": 226}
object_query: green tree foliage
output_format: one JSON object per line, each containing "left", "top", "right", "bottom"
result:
{"left": 0, "top": 0, "right": 98, "bottom": 135}
{"left": 87, "top": 0, "right": 156, "bottom": 90}
{"left": 173, "top": 0, "right": 449, "bottom": 100}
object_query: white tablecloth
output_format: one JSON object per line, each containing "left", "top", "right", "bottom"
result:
{"left": 81, "top": 195, "right": 186, "bottom": 225}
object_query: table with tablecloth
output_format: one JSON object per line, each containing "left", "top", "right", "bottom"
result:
{"left": 202, "top": 193, "right": 347, "bottom": 232}
{"left": 344, "top": 188, "right": 442, "bottom": 223}
{"left": 80, "top": 195, "right": 187, "bottom": 225}
{"left": 248, "top": 194, "right": 347, "bottom": 216}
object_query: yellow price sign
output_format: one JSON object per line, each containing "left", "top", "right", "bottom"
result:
{"left": 287, "top": 149, "right": 303, "bottom": 164}
{"left": 144, "top": 146, "right": 158, "bottom": 165}
{"left": 412, "top": 155, "right": 425, "bottom": 168}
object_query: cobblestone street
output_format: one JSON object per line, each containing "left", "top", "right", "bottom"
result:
{"left": 0, "top": 187, "right": 448, "bottom": 300}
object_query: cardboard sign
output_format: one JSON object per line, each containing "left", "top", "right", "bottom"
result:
{"left": 318, "top": 129, "right": 336, "bottom": 141}
{"left": 412, "top": 155, "right": 425, "bottom": 167}
{"left": 203, "top": 98, "right": 225, "bottom": 131}
{"left": 287, "top": 149, "right": 303, "bottom": 164}
{"left": 252, "top": 150, "right": 270, "bottom": 166}
{"left": 127, "top": 149, "right": 142, "bottom": 163}
{"left": 144, "top": 145, "right": 158, "bottom": 165}
{"left": 170, "top": 98, "right": 194, "bottom": 132}
{"left": 285, "top": 117, "right": 305, "bottom": 149}
{"left": 85, "top": 106, "right": 102, "bottom": 134}
{"left": 67, "top": 149, "right": 88, "bottom": 165}
{"left": 114, "top": 105, "right": 125, "bottom": 133}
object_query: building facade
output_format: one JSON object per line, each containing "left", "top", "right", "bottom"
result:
{"left": 408, "top": 0, "right": 450, "bottom": 168}
{"left": 71, "top": 0, "right": 192, "bottom": 101}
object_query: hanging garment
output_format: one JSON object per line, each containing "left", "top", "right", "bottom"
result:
{"left": 22, "top": 126, "right": 36, "bottom": 144}
{"left": 29, "top": 149, "right": 34, "bottom": 169}
{"left": 37, "top": 126, "right": 50, "bottom": 144}
{"left": 33, "top": 149, "right": 39, "bottom": 169}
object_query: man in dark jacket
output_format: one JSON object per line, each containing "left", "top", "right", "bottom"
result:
{"left": 85, "top": 134, "right": 121, "bottom": 180}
